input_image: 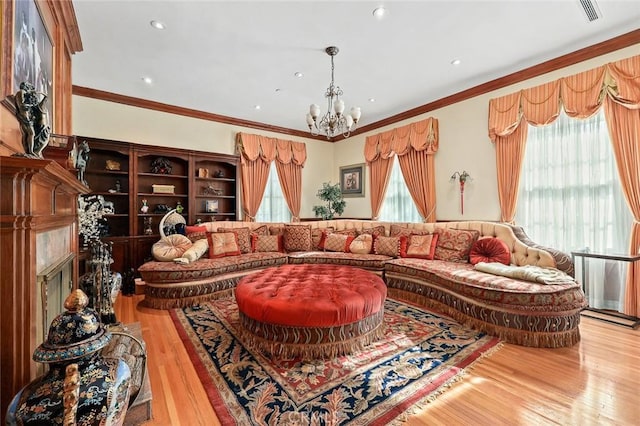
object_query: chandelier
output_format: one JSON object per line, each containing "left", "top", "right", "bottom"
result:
{"left": 306, "top": 46, "right": 361, "bottom": 139}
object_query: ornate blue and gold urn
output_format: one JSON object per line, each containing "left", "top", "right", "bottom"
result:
{"left": 5, "top": 289, "right": 131, "bottom": 425}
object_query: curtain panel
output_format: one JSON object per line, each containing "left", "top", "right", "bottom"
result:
{"left": 236, "top": 133, "right": 307, "bottom": 222}
{"left": 487, "top": 54, "right": 640, "bottom": 316}
{"left": 364, "top": 118, "right": 439, "bottom": 222}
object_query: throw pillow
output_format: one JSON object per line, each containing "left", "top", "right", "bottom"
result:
{"left": 373, "top": 236, "right": 407, "bottom": 257}
{"left": 349, "top": 234, "right": 373, "bottom": 254}
{"left": 269, "top": 226, "right": 285, "bottom": 236}
{"left": 434, "top": 228, "right": 480, "bottom": 263}
{"left": 185, "top": 225, "right": 207, "bottom": 243}
{"left": 252, "top": 234, "right": 284, "bottom": 253}
{"left": 283, "top": 224, "right": 312, "bottom": 252}
{"left": 360, "top": 225, "right": 386, "bottom": 237}
{"left": 174, "top": 238, "right": 209, "bottom": 264}
{"left": 206, "top": 232, "right": 241, "bottom": 259}
{"left": 218, "top": 227, "right": 251, "bottom": 254}
{"left": 469, "top": 237, "right": 511, "bottom": 265}
{"left": 251, "top": 224, "right": 269, "bottom": 237}
{"left": 311, "top": 227, "right": 333, "bottom": 250}
{"left": 389, "top": 225, "right": 432, "bottom": 237}
{"left": 324, "top": 233, "right": 354, "bottom": 252}
{"left": 333, "top": 228, "right": 358, "bottom": 237}
{"left": 401, "top": 233, "right": 439, "bottom": 260}
{"left": 152, "top": 234, "right": 193, "bottom": 262}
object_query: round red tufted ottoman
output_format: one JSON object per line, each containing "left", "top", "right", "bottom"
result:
{"left": 235, "top": 264, "right": 387, "bottom": 359}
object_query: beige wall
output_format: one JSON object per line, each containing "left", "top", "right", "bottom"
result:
{"left": 73, "top": 43, "right": 639, "bottom": 221}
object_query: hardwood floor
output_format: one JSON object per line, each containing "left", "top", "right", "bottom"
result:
{"left": 115, "top": 295, "right": 640, "bottom": 426}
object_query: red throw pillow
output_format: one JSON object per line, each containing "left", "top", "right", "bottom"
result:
{"left": 400, "top": 233, "right": 439, "bottom": 260}
{"left": 469, "top": 237, "right": 511, "bottom": 265}
{"left": 185, "top": 225, "right": 208, "bottom": 242}
{"left": 206, "top": 232, "right": 241, "bottom": 258}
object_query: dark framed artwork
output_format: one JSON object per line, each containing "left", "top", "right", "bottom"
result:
{"left": 2, "top": 0, "right": 54, "bottom": 115}
{"left": 340, "top": 163, "right": 365, "bottom": 198}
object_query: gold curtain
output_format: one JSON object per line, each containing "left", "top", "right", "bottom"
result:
{"left": 603, "top": 56, "right": 640, "bottom": 316}
{"left": 274, "top": 140, "right": 306, "bottom": 222}
{"left": 236, "top": 133, "right": 307, "bottom": 222}
{"left": 487, "top": 53, "right": 640, "bottom": 316}
{"left": 364, "top": 118, "right": 439, "bottom": 222}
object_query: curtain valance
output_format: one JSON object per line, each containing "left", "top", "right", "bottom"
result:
{"left": 236, "top": 133, "right": 307, "bottom": 166}
{"left": 364, "top": 117, "right": 439, "bottom": 162}
{"left": 488, "top": 55, "right": 640, "bottom": 140}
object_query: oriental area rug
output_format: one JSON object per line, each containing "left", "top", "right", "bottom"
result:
{"left": 170, "top": 297, "right": 501, "bottom": 425}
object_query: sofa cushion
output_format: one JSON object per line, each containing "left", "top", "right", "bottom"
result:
{"left": 401, "top": 233, "right": 438, "bottom": 260}
{"left": 324, "top": 233, "right": 354, "bottom": 252}
{"left": 470, "top": 237, "right": 511, "bottom": 265}
{"left": 218, "top": 226, "right": 251, "bottom": 254}
{"left": 207, "top": 232, "right": 241, "bottom": 258}
{"left": 139, "top": 252, "right": 289, "bottom": 284}
{"left": 252, "top": 234, "right": 284, "bottom": 253}
{"left": 389, "top": 224, "right": 431, "bottom": 237}
{"left": 288, "top": 252, "right": 391, "bottom": 271}
{"left": 349, "top": 234, "right": 374, "bottom": 254}
{"left": 283, "top": 224, "right": 312, "bottom": 252}
{"left": 373, "top": 236, "right": 407, "bottom": 257}
{"left": 152, "top": 234, "right": 193, "bottom": 262}
{"left": 434, "top": 228, "right": 480, "bottom": 263}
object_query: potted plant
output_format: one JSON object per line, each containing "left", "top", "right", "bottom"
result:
{"left": 312, "top": 182, "right": 346, "bottom": 220}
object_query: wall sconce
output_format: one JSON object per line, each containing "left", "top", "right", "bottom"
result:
{"left": 450, "top": 171, "right": 471, "bottom": 214}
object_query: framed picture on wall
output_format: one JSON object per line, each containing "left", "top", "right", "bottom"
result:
{"left": 339, "top": 163, "right": 365, "bottom": 198}
{"left": 4, "top": 0, "right": 54, "bottom": 115}
{"left": 205, "top": 200, "right": 219, "bottom": 213}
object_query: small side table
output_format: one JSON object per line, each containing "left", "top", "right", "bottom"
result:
{"left": 571, "top": 249, "right": 640, "bottom": 328}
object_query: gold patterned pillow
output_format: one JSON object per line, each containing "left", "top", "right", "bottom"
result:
{"left": 333, "top": 228, "right": 358, "bottom": 237}
{"left": 251, "top": 224, "right": 269, "bottom": 236}
{"left": 269, "top": 226, "right": 285, "bottom": 236}
{"left": 373, "top": 236, "right": 407, "bottom": 257}
{"left": 401, "top": 234, "right": 439, "bottom": 259}
{"left": 218, "top": 227, "right": 251, "bottom": 254}
{"left": 390, "top": 225, "right": 431, "bottom": 237}
{"left": 360, "top": 225, "right": 386, "bottom": 237}
{"left": 434, "top": 228, "right": 480, "bottom": 263}
{"left": 206, "top": 232, "right": 241, "bottom": 258}
{"left": 283, "top": 224, "right": 312, "bottom": 252}
{"left": 349, "top": 234, "right": 373, "bottom": 254}
{"left": 324, "top": 233, "right": 354, "bottom": 252}
{"left": 252, "top": 234, "right": 284, "bottom": 252}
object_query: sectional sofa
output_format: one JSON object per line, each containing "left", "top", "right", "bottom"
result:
{"left": 138, "top": 220, "right": 586, "bottom": 348}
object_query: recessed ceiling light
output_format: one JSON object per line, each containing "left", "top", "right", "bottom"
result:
{"left": 451, "top": 59, "right": 461, "bottom": 66}
{"left": 369, "top": 98, "right": 376, "bottom": 102}
{"left": 372, "top": 7, "right": 387, "bottom": 19}
{"left": 150, "top": 20, "right": 166, "bottom": 30}
{"left": 141, "top": 76, "right": 153, "bottom": 85}
{"left": 254, "top": 105, "right": 261, "bottom": 110}
{"left": 294, "top": 72, "right": 303, "bottom": 78}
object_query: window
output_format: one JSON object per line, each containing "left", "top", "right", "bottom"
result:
{"left": 255, "top": 164, "right": 291, "bottom": 222}
{"left": 516, "top": 109, "right": 633, "bottom": 311}
{"left": 379, "top": 156, "right": 422, "bottom": 222}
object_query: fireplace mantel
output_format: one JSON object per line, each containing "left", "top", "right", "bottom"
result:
{"left": 0, "top": 156, "right": 88, "bottom": 414}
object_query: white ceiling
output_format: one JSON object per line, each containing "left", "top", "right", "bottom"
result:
{"left": 71, "top": 0, "right": 640, "bottom": 135}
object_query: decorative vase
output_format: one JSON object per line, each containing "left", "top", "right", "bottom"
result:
{"left": 5, "top": 289, "right": 131, "bottom": 425}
